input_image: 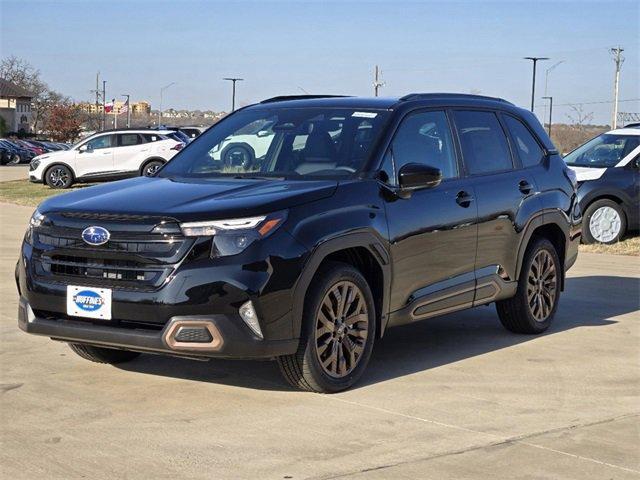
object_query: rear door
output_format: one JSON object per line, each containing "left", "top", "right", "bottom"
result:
{"left": 74, "top": 134, "right": 114, "bottom": 177}
{"left": 114, "top": 133, "right": 147, "bottom": 173}
{"left": 452, "top": 110, "right": 541, "bottom": 304}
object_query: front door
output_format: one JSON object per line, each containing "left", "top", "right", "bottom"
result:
{"left": 383, "top": 110, "right": 478, "bottom": 324}
{"left": 74, "top": 134, "right": 114, "bottom": 178}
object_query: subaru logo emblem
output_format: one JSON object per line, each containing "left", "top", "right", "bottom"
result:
{"left": 81, "top": 226, "right": 110, "bottom": 246}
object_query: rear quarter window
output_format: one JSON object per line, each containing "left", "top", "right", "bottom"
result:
{"left": 503, "top": 115, "right": 545, "bottom": 168}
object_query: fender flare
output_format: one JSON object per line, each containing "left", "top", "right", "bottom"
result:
{"left": 291, "top": 232, "right": 392, "bottom": 339}
{"left": 514, "top": 210, "right": 571, "bottom": 289}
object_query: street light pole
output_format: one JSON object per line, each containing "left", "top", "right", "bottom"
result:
{"left": 102, "top": 80, "right": 106, "bottom": 131}
{"left": 543, "top": 60, "right": 564, "bottom": 124}
{"left": 524, "top": 57, "right": 549, "bottom": 112}
{"left": 122, "top": 94, "right": 131, "bottom": 128}
{"left": 223, "top": 78, "right": 244, "bottom": 112}
{"left": 542, "top": 96, "right": 553, "bottom": 137}
{"left": 159, "top": 82, "right": 176, "bottom": 126}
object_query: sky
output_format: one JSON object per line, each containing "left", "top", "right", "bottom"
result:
{"left": 1, "top": 0, "right": 638, "bottom": 125}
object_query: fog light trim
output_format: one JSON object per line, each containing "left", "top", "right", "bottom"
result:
{"left": 239, "top": 300, "right": 263, "bottom": 339}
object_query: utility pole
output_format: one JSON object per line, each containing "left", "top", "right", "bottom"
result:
{"left": 159, "top": 82, "right": 176, "bottom": 125}
{"left": 102, "top": 80, "right": 106, "bottom": 131}
{"left": 610, "top": 46, "right": 624, "bottom": 129}
{"left": 542, "top": 96, "right": 553, "bottom": 137}
{"left": 122, "top": 94, "right": 131, "bottom": 128}
{"left": 524, "top": 57, "right": 549, "bottom": 112}
{"left": 373, "top": 65, "right": 385, "bottom": 97}
{"left": 223, "top": 78, "right": 243, "bottom": 112}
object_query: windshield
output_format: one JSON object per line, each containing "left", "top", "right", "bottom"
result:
{"left": 159, "top": 107, "right": 391, "bottom": 179}
{"left": 564, "top": 133, "right": 640, "bottom": 168}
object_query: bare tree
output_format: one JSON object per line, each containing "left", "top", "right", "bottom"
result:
{"left": 0, "top": 55, "right": 66, "bottom": 132}
{"left": 566, "top": 104, "right": 594, "bottom": 132}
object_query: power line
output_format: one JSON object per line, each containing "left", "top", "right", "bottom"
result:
{"left": 534, "top": 98, "right": 639, "bottom": 108}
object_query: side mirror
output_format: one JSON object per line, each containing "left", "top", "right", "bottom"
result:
{"left": 256, "top": 130, "right": 270, "bottom": 138}
{"left": 78, "top": 144, "right": 92, "bottom": 153}
{"left": 398, "top": 163, "right": 442, "bottom": 191}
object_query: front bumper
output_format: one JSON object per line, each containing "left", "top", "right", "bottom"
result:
{"left": 18, "top": 297, "right": 298, "bottom": 359}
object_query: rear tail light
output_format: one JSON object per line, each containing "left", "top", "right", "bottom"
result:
{"left": 171, "top": 143, "right": 184, "bottom": 151}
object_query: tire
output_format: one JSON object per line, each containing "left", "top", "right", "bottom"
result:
{"left": 582, "top": 199, "right": 626, "bottom": 244}
{"left": 277, "top": 262, "right": 376, "bottom": 393}
{"left": 496, "top": 237, "right": 561, "bottom": 334}
{"left": 7, "top": 154, "right": 21, "bottom": 165}
{"left": 141, "top": 159, "right": 164, "bottom": 177}
{"left": 222, "top": 144, "right": 254, "bottom": 169}
{"left": 68, "top": 343, "right": 140, "bottom": 364}
{"left": 45, "top": 164, "right": 74, "bottom": 189}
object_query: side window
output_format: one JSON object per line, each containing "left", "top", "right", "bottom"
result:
{"left": 142, "top": 133, "right": 162, "bottom": 142}
{"left": 503, "top": 115, "right": 544, "bottom": 167}
{"left": 388, "top": 110, "right": 457, "bottom": 184}
{"left": 118, "top": 133, "right": 142, "bottom": 147}
{"left": 453, "top": 110, "right": 513, "bottom": 175}
{"left": 84, "top": 135, "right": 113, "bottom": 150}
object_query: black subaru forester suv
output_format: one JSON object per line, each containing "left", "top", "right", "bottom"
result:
{"left": 17, "top": 94, "right": 581, "bottom": 392}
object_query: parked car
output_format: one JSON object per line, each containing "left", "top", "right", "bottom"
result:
{"left": 178, "top": 125, "right": 208, "bottom": 139}
{"left": 151, "top": 126, "right": 192, "bottom": 144}
{"left": 564, "top": 127, "right": 639, "bottom": 244}
{"left": 16, "top": 93, "right": 581, "bottom": 392}
{"left": 0, "top": 145, "right": 14, "bottom": 165}
{"left": 14, "top": 139, "right": 45, "bottom": 156}
{"left": 28, "top": 129, "right": 183, "bottom": 188}
{"left": 0, "top": 139, "right": 34, "bottom": 164}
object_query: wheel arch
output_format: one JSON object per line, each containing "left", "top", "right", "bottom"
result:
{"left": 139, "top": 157, "right": 166, "bottom": 175}
{"left": 515, "top": 212, "right": 568, "bottom": 291}
{"left": 292, "top": 233, "right": 391, "bottom": 340}
{"left": 44, "top": 162, "right": 76, "bottom": 182}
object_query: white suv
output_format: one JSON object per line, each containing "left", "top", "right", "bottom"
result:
{"left": 29, "top": 129, "right": 183, "bottom": 188}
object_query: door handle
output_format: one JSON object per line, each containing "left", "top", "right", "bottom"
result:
{"left": 456, "top": 191, "right": 474, "bottom": 208}
{"left": 519, "top": 180, "right": 533, "bottom": 194}
{"left": 102, "top": 151, "right": 112, "bottom": 155}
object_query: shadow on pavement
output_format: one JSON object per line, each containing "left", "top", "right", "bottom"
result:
{"left": 116, "top": 275, "right": 639, "bottom": 391}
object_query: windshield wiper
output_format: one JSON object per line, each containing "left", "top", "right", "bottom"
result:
{"left": 232, "top": 174, "right": 285, "bottom": 180}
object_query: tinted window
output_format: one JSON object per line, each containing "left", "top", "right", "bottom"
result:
{"left": 84, "top": 135, "right": 112, "bottom": 150}
{"left": 389, "top": 110, "right": 457, "bottom": 182}
{"left": 503, "top": 115, "right": 544, "bottom": 167}
{"left": 564, "top": 134, "right": 640, "bottom": 168}
{"left": 118, "top": 133, "right": 142, "bottom": 147}
{"left": 142, "top": 133, "right": 163, "bottom": 142}
{"left": 453, "top": 111, "right": 513, "bottom": 175}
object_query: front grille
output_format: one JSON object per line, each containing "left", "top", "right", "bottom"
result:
{"left": 32, "top": 219, "right": 194, "bottom": 291}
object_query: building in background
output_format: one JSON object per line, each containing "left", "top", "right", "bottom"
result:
{"left": 76, "top": 100, "right": 151, "bottom": 116}
{"left": 0, "top": 78, "right": 33, "bottom": 133}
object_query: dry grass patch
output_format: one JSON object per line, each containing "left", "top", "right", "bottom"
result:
{"left": 579, "top": 236, "right": 640, "bottom": 256}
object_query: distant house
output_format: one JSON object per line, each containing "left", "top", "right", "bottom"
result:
{"left": 0, "top": 78, "right": 33, "bottom": 133}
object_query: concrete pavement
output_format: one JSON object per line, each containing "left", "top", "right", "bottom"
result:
{"left": 0, "top": 165, "right": 29, "bottom": 183}
{"left": 1, "top": 202, "right": 638, "bottom": 479}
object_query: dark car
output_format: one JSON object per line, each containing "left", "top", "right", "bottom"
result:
{"left": 0, "top": 139, "right": 32, "bottom": 164}
{"left": 564, "top": 128, "right": 639, "bottom": 244}
{"left": 16, "top": 93, "right": 581, "bottom": 392}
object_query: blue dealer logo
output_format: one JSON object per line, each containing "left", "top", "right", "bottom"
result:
{"left": 73, "top": 290, "right": 104, "bottom": 312}
{"left": 82, "top": 226, "right": 110, "bottom": 246}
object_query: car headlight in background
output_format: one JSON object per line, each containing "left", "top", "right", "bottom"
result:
{"left": 179, "top": 211, "right": 287, "bottom": 257}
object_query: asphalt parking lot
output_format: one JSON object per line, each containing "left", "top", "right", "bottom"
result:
{"left": 1, "top": 201, "right": 638, "bottom": 480}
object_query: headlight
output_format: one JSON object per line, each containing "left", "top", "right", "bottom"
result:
{"left": 30, "top": 209, "right": 45, "bottom": 228}
{"left": 30, "top": 159, "right": 41, "bottom": 170}
{"left": 180, "top": 211, "right": 287, "bottom": 257}
{"left": 25, "top": 209, "right": 45, "bottom": 244}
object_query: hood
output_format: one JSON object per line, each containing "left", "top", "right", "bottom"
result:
{"left": 36, "top": 149, "right": 70, "bottom": 162}
{"left": 39, "top": 176, "right": 338, "bottom": 221}
{"left": 567, "top": 165, "right": 607, "bottom": 182}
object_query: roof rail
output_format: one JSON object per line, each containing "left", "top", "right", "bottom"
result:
{"left": 399, "top": 93, "right": 513, "bottom": 105}
{"left": 260, "top": 95, "right": 351, "bottom": 104}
